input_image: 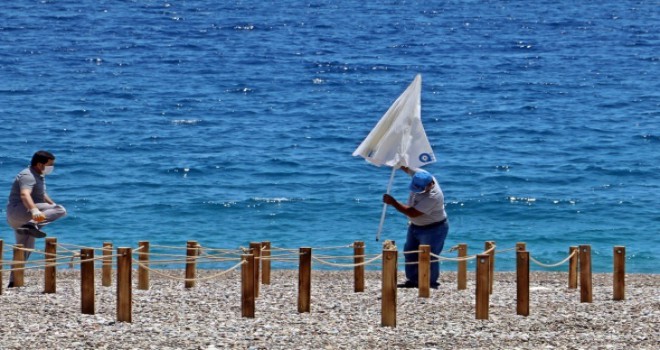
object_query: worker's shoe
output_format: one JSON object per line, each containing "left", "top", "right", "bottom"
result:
{"left": 396, "top": 280, "right": 417, "bottom": 288}
{"left": 16, "top": 223, "right": 47, "bottom": 238}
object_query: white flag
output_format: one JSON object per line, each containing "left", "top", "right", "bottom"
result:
{"left": 353, "top": 74, "right": 435, "bottom": 169}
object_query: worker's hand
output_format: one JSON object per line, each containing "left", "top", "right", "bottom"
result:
{"left": 30, "top": 208, "right": 46, "bottom": 222}
{"left": 382, "top": 194, "right": 397, "bottom": 205}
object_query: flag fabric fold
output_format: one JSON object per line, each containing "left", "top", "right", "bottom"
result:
{"left": 352, "top": 74, "right": 435, "bottom": 169}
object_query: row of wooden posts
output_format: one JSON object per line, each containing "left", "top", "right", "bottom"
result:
{"left": 0, "top": 239, "right": 627, "bottom": 327}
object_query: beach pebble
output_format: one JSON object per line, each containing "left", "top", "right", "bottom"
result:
{"left": 0, "top": 270, "right": 657, "bottom": 349}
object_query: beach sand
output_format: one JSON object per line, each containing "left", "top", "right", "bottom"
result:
{"left": 0, "top": 270, "right": 658, "bottom": 349}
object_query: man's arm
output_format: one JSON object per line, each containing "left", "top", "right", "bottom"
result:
{"left": 399, "top": 166, "right": 415, "bottom": 176}
{"left": 44, "top": 193, "right": 55, "bottom": 205}
{"left": 382, "top": 194, "right": 424, "bottom": 218}
{"left": 20, "top": 188, "right": 38, "bottom": 211}
{"left": 20, "top": 189, "right": 46, "bottom": 221}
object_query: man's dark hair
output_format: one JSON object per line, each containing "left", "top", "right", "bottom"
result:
{"left": 31, "top": 150, "right": 55, "bottom": 167}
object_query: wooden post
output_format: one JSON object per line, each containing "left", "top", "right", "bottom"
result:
{"left": 241, "top": 254, "right": 255, "bottom": 318}
{"left": 457, "top": 243, "right": 467, "bottom": 290}
{"left": 579, "top": 245, "right": 592, "bottom": 303}
{"left": 102, "top": 242, "right": 113, "bottom": 287}
{"left": 13, "top": 244, "right": 25, "bottom": 287}
{"left": 569, "top": 246, "right": 578, "bottom": 289}
{"left": 185, "top": 241, "right": 198, "bottom": 289}
{"left": 138, "top": 241, "right": 149, "bottom": 290}
{"left": 613, "top": 246, "right": 625, "bottom": 301}
{"left": 418, "top": 245, "right": 431, "bottom": 298}
{"left": 261, "top": 241, "right": 271, "bottom": 285}
{"left": 44, "top": 238, "right": 57, "bottom": 293}
{"left": 516, "top": 250, "right": 529, "bottom": 316}
{"left": 516, "top": 242, "right": 526, "bottom": 252}
{"left": 475, "top": 254, "right": 490, "bottom": 320}
{"left": 353, "top": 241, "right": 365, "bottom": 293}
{"left": 116, "top": 247, "right": 132, "bottom": 323}
{"left": 298, "top": 247, "right": 312, "bottom": 313}
{"left": 81, "top": 248, "right": 95, "bottom": 315}
{"left": 485, "top": 241, "right": 495, "bottom": 294}
{"left": 381, "top": 248, "right": 397, "bottom": 327}
{"left": 250, "top": 242, "right": 261, "bottom": 298}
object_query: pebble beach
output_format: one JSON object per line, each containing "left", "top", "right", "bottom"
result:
{"left": 0, "top": 270, "right": 658, "bottom": 349}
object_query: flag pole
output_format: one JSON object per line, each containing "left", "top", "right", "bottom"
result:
{"left": 376, "top": 166, "right": 397, "bottom": 241}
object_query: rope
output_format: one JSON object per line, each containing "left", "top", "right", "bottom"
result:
{"left": 139, "top": 257, "right": 240, "bottom": 265}
{"left": 429, "top": 254, "right": 477, "bottom": 262}
{"left": 311, "top": 254, "right": 382, "bottom": 268}
{"left": 495, "top": 247, "right": 517, "bottom": 254}
{"left": 57, "top": 242, "right": 111, "bottom": 251}
{"left": 198, "top": 249, "right": 243, "bottom": 257}
{"left": 401, "top": 250, "right": 422, "bottom": 254}
{"left": 312, "top": 245, "right": 352, "bottom": 251}
{"left": 195, "top": 255, "right": 243, "bottom": 263}
{"left": 529, "top": 250, "right": 577, "bottom": 268}
{"left": 5, "top": 245, "right": 60, "bottom": 257}
{"left": 429, "top": 244, "right": 496, "bottom": 262}
{"left": 148, "top": 244, "right": 198, "bottom": 250}
{"left": 55, "top": 243, "right": 82, "bottom": 255}
{"left": 133, "top": 259, "right": 245, "bottom": 282}
{"left": 483, "top": 245, "right": 496, "bottom": 255}
{"left": 1, "top": 253, "right": 121, "bottom": 272}
{"left": 259, "top": 256, "right": 300, "bottom": 261}
{"left": 313, "top": 254, "right": 374, "bottom": 259}
{"left": 198, "top": 247, "right": 243, "bottom": 254}
{"left": 0, "top": 252, "right": 83, "bottom": 266}
{"left": 268, "top": 246, "right": 302, "bottom": 252}
{"left": 132, "top": 252, "right": 191, "bottom": 258}
{"left": 200, "top": 253, "right": 244, "bottom": 259}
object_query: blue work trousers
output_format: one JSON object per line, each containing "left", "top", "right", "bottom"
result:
{"left": 403, "top": 220, "right": 449, "bottom": 286}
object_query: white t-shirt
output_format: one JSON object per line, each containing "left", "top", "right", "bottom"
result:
{"left": 407, "top": 177, "right": 447, "bottom": 226}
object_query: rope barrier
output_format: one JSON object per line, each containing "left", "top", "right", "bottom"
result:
{"left": 495, "top": 247, "right": 517, "bottom": 254}
{"left": 529, "top": 250, "right": 577, "bottom": 268}
{"left": 268, "top": 246, "right": 303, "bottom": 252}
{"left": 430, "top": 254, "right": 476, "bottom": 262}
{"left": 131, "top": 252, "right": 191, "bottom": 258}
{"left": 311, "top": 254, "right": 382, "bottom": 268}
{"left": 197, "top": 246, "right": 244, "bottom": 254}
{"left": 198, "top": 250, "right": 244, "bottom": 258}
{"left": 259, "top": 256, "right": 301, "bottom": 261}
{"left": 1, "top": 253, "right": 121, "bottom": 272}
{"left": 148, "top": 244, "right": 200, "bottom": 250}
{"left": 54, "top": 243, "right": 81, "bottom": 255}
{"left": 195, "top": 255, "right": 244, "bottom": 263}
{"left": 430, "top": 244, "right": 497, "bottom": 262}
{"left": 313, "top": 254, "right": 374, "bottom": 259}
{"left": 311, "top": 244, "right": 353, "bottom": 251}
{"left": 134, "top": 259, "right": 245, "bottom": 282}
{"left": 57, "top": 242, "right": 112, "bottom": 251}
{"left": 5, "top": 244, "right": 63, "bottom": 258}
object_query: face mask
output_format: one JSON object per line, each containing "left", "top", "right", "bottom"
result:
{"left": 43, "top": 166, "right": 54, "bottom": 175}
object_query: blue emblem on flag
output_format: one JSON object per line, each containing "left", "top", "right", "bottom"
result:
{"left": 419, "top": 153, "right": 433, "bottom": 163}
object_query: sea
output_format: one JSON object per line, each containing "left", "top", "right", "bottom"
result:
{"left": 1, "top": 0, "right": 658, "bottom": 273}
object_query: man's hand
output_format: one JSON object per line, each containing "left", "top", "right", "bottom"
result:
{"left": 30, "top": 208, "right": 46, "bottom": 222}
{"left": 382, "top": 194, "right": 397, "bottom": 205}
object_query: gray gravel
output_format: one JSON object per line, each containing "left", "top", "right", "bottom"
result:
{"left": 0, "top": 270, "right": 658, "bottom": 349}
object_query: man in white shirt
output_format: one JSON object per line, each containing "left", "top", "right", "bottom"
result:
{"left": 383, "top": 166, "right": 448, "bottom": 289}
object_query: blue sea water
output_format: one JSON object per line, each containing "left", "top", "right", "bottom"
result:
{"left": 1, "top": 0, "right": 658, "bottom": 273}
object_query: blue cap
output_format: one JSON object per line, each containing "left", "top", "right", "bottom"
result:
{"left": 409, "top": 171, "right": 433, "bottom": 193}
